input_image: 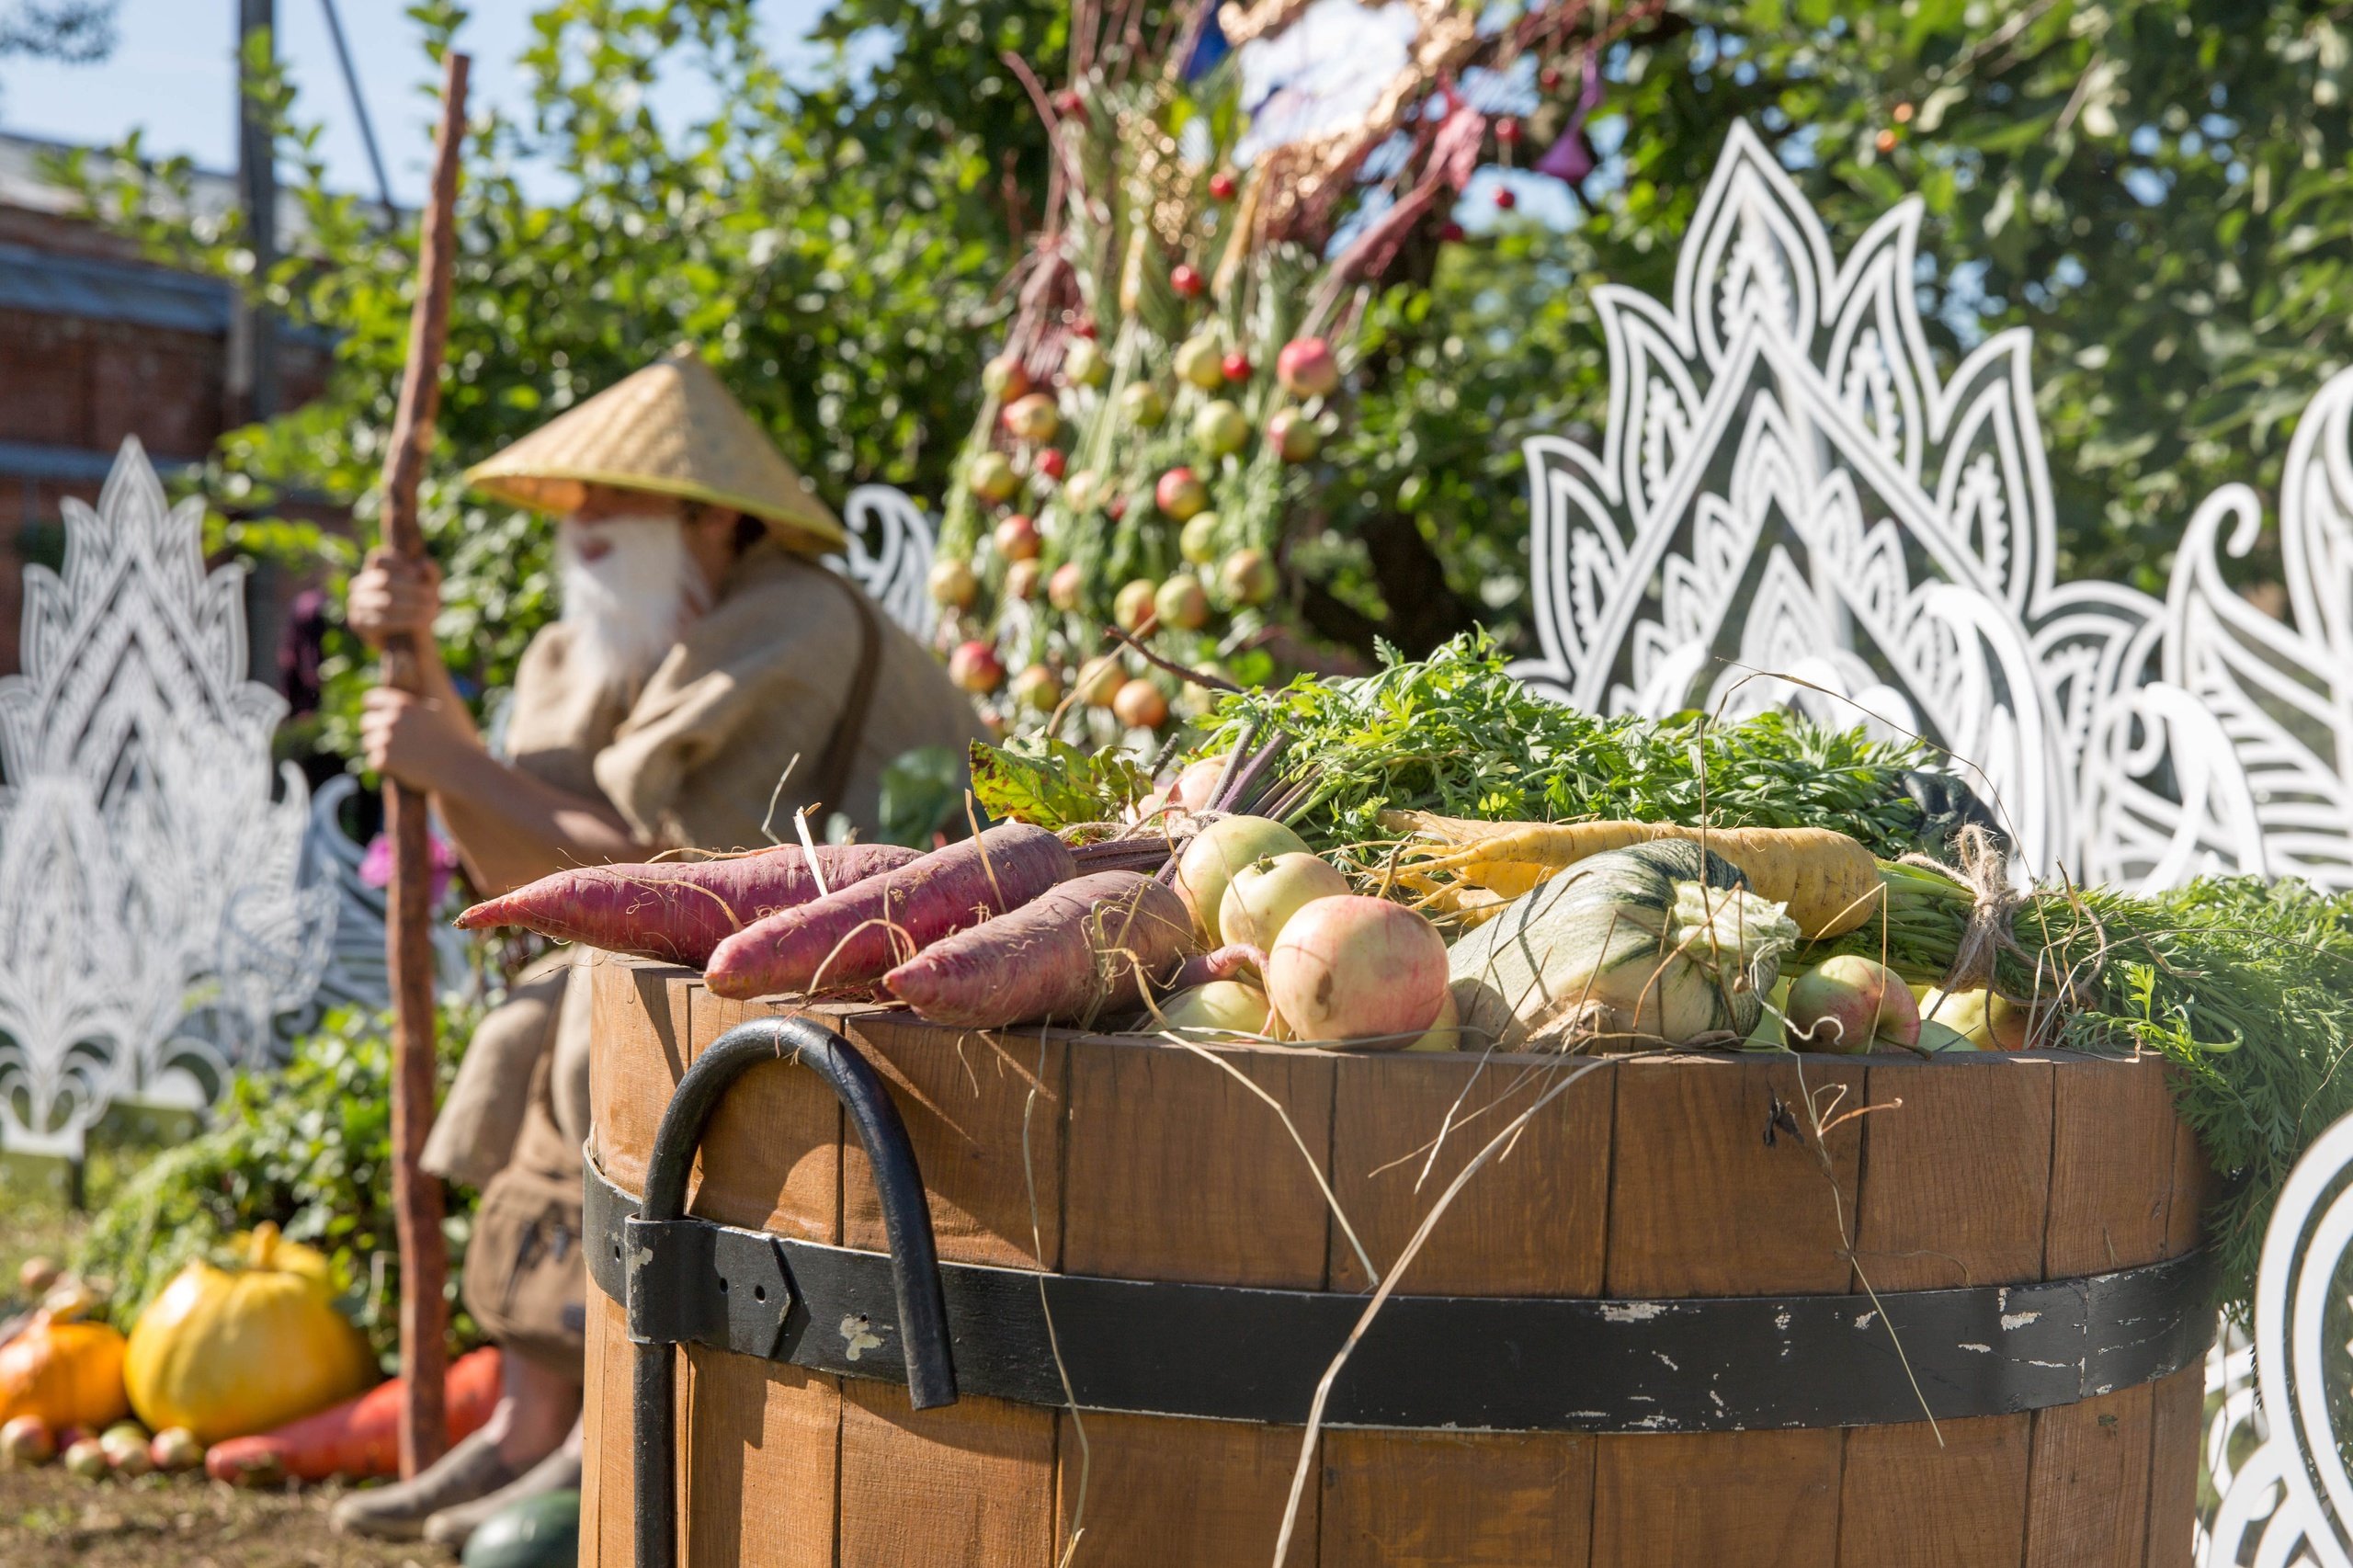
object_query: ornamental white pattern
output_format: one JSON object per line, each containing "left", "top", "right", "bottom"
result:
{"left": 1510, "top": 119, "right": 2353, "bottom": 891}
{"left": 0, "top": 439, "right": 334, "bottom": 1155}
{"left": 828, "top": 484, "right": 938, "bottom": 644}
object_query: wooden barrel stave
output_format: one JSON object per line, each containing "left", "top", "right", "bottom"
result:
{"left": 583, "top": 958, "right": 2213, "bottom": 1568}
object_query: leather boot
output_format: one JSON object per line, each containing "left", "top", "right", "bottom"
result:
{"left": 421, "top": 1440, "right": 585, "bottom": 1551}
{"left": 329, "top": 1428, "right": 522, "bottom": 1540}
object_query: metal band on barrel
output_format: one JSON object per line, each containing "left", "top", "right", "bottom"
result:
{"left": 588, "top": 1156, "right": 2215, "bottom": 1434}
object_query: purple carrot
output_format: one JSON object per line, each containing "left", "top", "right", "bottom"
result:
{"left": 703, "top": 823, "right": 1075, "bottom": 1000}
{"left": 454, "top": 843, "right": 923, "bottom": 966}
{"left": 881, "top": 870, "right": 1199, "bottom": 1028}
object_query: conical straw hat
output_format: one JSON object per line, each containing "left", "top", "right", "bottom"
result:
{"left": 465, "top": 346, "right": 845, "bottom": 551}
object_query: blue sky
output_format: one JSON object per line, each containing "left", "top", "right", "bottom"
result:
{"left": 0, "top": 0, "right": 831, "bottom": 204}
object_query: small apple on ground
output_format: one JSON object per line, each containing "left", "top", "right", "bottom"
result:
{"left": 1, "top": 1415, "right": 53, "bottom": 1468}
{"left": 1113, "top": 678, "right": 1169, "bottom": 729}
{"left": 63, "top": 1438, "right": 108, "bottom": 1481}
{"left": 1047, "top": 562, "right": 1086, "bottom": 611}
{"left": 1113, "top": 578, "right": 1160, "bottom": 631}
{"left": 1785, "top": 956, "right": 1921, "bottom": 1052}
{"left": 1276, "top": 336, "right": 1341, "bottom": 398}
{"left": 948, "top": 641, "right": 1005, "bottom": 693}
{"left": 149, "top": 1427, "right": 204, "bottom": 1474}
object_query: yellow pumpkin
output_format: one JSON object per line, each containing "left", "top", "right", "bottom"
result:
{"left": 0, "top": 1308, "right": 131, "bottom": 1430}
{"left": 123, "top": 1223, "right": 376, "bottom": 1444}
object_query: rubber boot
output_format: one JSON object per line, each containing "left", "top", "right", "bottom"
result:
{"left": 422, "top": 1437, "right": 585, "bottom": 1551}
{"left": 329, "top": 1428, "right": 522, "bottom": 1541}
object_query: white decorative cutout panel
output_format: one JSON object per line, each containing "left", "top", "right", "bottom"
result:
{"left": 0, "top": 439, "right": 335, "bottom": 1156}
{"left": 1511, "top": 120, "right": 2353, "bottom": 892}
{"left": 828, "top": 483, "right": 938, "bottom": 643}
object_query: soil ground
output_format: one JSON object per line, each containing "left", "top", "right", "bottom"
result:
{"left": 0, "top": 1466, "right": 449, "bottom": 1568}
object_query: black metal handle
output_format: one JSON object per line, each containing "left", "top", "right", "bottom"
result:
{"left": 631, "top": 1017, "right": 956, "bottom": 1568}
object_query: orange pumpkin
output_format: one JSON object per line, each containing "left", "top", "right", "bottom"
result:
{"left": 124, "top": 1224, "right": 376, "bottom": 1445}
{"left": 0, "top": 1298, "right": 131, "bottom": 1432}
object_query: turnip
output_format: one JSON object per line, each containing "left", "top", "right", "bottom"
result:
{"left": 149, "top": 1427, "right": 204, "bottom": 1474}
{"left": 1048, "top": 562, "right": 1086, "bottom": 610}
{"left": 63, "top": 1438, "right": 108, "bottom": 1481}
{"left": 1112, "top": 679, "right": 1168, "bottom": 730}
{"left": 1155, "top": 467, "right": 1209, "bottom": 520}
{"left": 1786, "top": 955, "right": 1921, "bottom": 1053}
{"left": 1113, "top": 578, "right": 1158, "bottom": 631}
{"left": 928, "top": 556, "right": 979, "bottom": 608}
{"left": 1267, "top": 896, "right": 1449, "bottom": 1047}
{"left": 1, "top": 1415, "right": 53, "bottom": 1468}
{"left": 1220, "top": 549, "right": 1277, "bottom": 606}
{"left": 948, "top": 641, "right": 1006, "bottom": 694}
{"left": 1153, "top": 574, "right": 1210, "bottom": 631}
{"left": 1276, "top": 336, "right": 1341, "bottom": 398}
{"left": 1267, "top": 407, "right": 1320, "bottom": 461}
{"left": 1174, "top": 815, "right": 1312, "bottom": 940}
{"left": 994, "top": 514, "right": 1041, "bottom": 561}
{"left": 1218, "top": 853, "right": 1350, "bottom": 950}
{"left": 1174, "top": 335, "right": 1224, "bottom": 389}
{"left": 1157, "top": 981, "right": 1271, "bottom": 1038}
{"left": 1193, "top": 399, "right": 1249, "bottom": 457}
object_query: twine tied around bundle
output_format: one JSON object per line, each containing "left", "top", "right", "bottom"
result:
{"left": 1899, "top": 824, "right": 2029, "bottom": 996}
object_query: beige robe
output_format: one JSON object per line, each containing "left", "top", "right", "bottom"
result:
{"left": 422, "top": 541, "right": 985, "bottom": 1186}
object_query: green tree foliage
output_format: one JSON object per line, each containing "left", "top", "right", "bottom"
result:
{"left": 63, "top": 0, "right": 2353, "bottom": 725}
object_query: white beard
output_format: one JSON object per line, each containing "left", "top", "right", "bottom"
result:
{"left": 556, "top": 516, "right": 707, "bottom": 700}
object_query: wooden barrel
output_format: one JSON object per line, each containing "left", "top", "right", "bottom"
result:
{"left": 581, "top": 955, "right": 2214, "bottom": 1568}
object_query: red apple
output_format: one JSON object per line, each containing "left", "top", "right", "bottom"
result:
{"left": 1209, "top": 169, "right": 1237, "bottom": 200}
{"left": 1785, "top": 957, "right": 1921, "bottom": 1053}
{"left": 981, "top": 355, "right": 1029, "bottom": 400}
{"left": 1170, "top": 263, "right": 1206, "bottom": 299}
{"left": 1155, "top": 467, "right": 1210, "bottom": 521}
{"left": 1221, "top": 350, "right": 1251, "bottom": 382}
{"left": 1220, "top": 548, "right": 1278, "bottom": 607}
{"left": 1267, "top": 407, "right": 1321, "bottom": 462}
{"left": 1113, "top": 678, "right": 1170, "bottom": 729}
{"left": 994, "top": 514, "right": 1041, "bottom": 562}
{"left": 1001, "top": 392, "right": 1061, "bottom": 443}
{"left": 1034, "top": 447, "right": 1068, "bottom": 481}
{"left": 1047, "top": 562, "right": 1086, "bottom": 611}
{"left": 1276, "top": 336, "right": 1340, "bottom": 399}
{"left": 1154, "top": 574, "right": 1211, "bottom": 631}
{"left": 949, "top": 640, "right": 1006, "bottom": 693}
{"left": 1106, "top": 494, "right": 1128, "bottom": 520}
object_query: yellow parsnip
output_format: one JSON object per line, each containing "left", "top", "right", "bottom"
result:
{"left": 1381, "top": 811, "right": 1882, "bottom": 940}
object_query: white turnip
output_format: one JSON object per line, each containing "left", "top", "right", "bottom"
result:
{"left": 1266, "top": 896, "right": 1449, "bottom": 1047}
{"left": 1174, "top": 815, "right": 1312, "bottom": 940}
{"left": 1218, "top": 853, "right": 1349, "bottom": 951}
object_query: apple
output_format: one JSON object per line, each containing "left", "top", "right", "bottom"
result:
{"left": 1179, "top": 510, "right": 1221, "bottom": 565}
{"left": 1170, "top": 263, "right": 1206, "bottom": 299}
{"left": 1001, "top": 392, "right": 1061, "bottom": 442}
{"left": 927, "top": 557, "right": 978, "bottom": 608}
{"left": 1193, "top": 399, "right": 1250, "bottom": 457}
{"left": 1174, "top": 335, "right": 1226, "bottom": 390}
{"left": 1154, "top": 466, "right": 1210, "bottom": 520}
{"left": 1220, "top": 548, "right": 1278, "bottom": 607}
{"left": 1406, "top": 987, "right": 1463, "bottom": 1052}
{"left": 1114, "top": 578, "right": 1160, "bottom": 631}
{"left": 1063, "top": 468, "right": 1100, "bottom": 513}
{"left": 62, "top": 1438, "right": 108, "bottom": 1481}
{"left": 1167, "top": 754, "right": 1232, "bottom": 814}
{"left": 981, "top": 354, "right": 1029, "bottom": 399}
{"left": 1154, "top": 574, "right": 1211, "bottom": 631}
{"left": 1, "top": 1415, "right": 53, "bottom": 1468}
{"left": 967, "top": 450, "right": 1020, "bottom": 502}
{"left": 1034, "top": 447, "right": 1068, "bottom": 481}
{"left": 1920, "top": 986, "right": 2033, "bottom": 1051}
{"left": 1047, "top": 561, "right": 1086, "bottom": 611}
{"left": 1113, "top": 678, "right": 1170, "bottom": 729}
{"left": 1276, "top": 335, "right": 1341, "bottom": 398}
{"left": 1005, "top": 559, "right": 1043, "bottom": 601}
{"left": 994, "top": 514, "right": 1041, "bottom": 561}
{"left": 1120, "top": 381, "right": 1167, "bottom": 427}
{"left": 1063, "top": 335, "right": 1108, "bottom": 387}
{"left": 1785, "top": 956, "right": 1921, "bottom": 1053}
{"left": 1221, "top": 350, "right": 1252, "bottom": 382}
{"left": 1074, "top": 655, "right": 1126, "bottom": 707}
{"left": 1208, "top": 169, "right": 1238, "bottom": 201}
{"left": 148, "top": 1427, "right": 203, "bottom": 1474}
{"left": 948, "top": 640, "right": 1005, "bottom": 694}
{"left": 1011, "top": 663, "right": 1062, "bottom": 712}
{"left": 1267, "top": 406, "right": 1321, "bottom": 462}
{"left": 100, "top": 1423, "right": 151, "bottom": 1477}
{"left": 1219, "top": 852, "right": 1351, "bottom": 949}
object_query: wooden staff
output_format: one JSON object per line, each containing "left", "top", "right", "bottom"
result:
{"left": 380, "top": 48, "right": 469, "bottom": 1479}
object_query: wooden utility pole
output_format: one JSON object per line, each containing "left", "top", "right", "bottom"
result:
{"left": 381, "top": 48, "right": 470, "bottom": 1481}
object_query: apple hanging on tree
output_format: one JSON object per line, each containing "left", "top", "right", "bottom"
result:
{"left": 1276, "top": 336, "right": 1340, "bottom": 399}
